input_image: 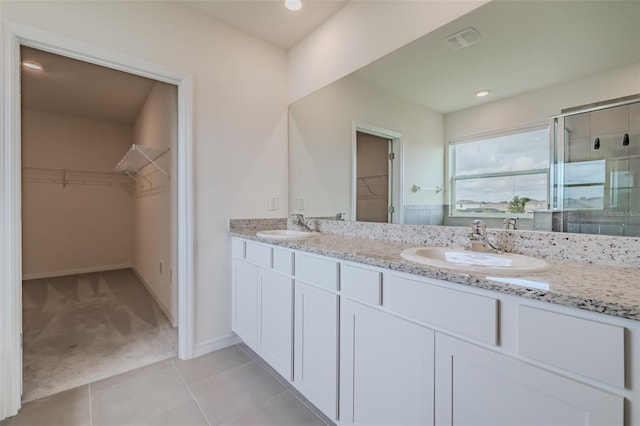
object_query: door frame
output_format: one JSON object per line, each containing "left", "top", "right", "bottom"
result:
{"left": 351, "top": 121, "right": 404, "bottom": 223}
{"left": 1, "top": 21, "right": 195, "bottom": 419}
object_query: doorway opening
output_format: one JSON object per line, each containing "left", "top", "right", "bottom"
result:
{"left": 20, "top": 46, "right": 178, "bottom": 402}
{"left": 352, "top": 124, "right": 403, "bottom": 223}
{"left": 1, "top": 22, "right": 194, "bottom": 419}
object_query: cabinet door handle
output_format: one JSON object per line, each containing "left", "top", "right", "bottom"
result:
{"left": 594, "top": 137, "right": 600, "bottom": 150}
{"left": 623, "top": 133, "right": 629, "bottom": 146}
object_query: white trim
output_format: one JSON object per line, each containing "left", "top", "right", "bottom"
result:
{"left": 449, "top": 122, "right": 549, "bottom": 146}
{"left": 176, "top": 72, "right": 195, "bottom": 361}
{"left": 0, "top": 22, "right": 195, "bottom": 419}
{"left": 194, "top": 333, "right": 242, "bottom": 358}
{"left": 22, "top": 263, "right": 134, "bottom": 281}
{"left": 132, "top": 267, "right": 178, "bottom": 328}
{"left": 0, "top": 20, "right": 24, "bottom": 422}
{"left": 351, "top": 121, "right": 404, "bottom": 224}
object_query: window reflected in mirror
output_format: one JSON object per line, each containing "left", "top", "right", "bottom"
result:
{"left": 450, "top": 126, "right": 549, "bottom": 217}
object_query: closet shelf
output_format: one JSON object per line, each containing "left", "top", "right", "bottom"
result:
{"left": 114, "top": 144, "right": 170, "bottom": 179}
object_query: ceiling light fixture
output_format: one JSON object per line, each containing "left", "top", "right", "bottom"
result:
{"left": 285, "top": 0, "right": 302, "bottom": 11}
{"left": 22, "top": 61, "right": 43, "bottom": 71}
{"left": 476, "top": 90, "right": 490, "bottom": 97}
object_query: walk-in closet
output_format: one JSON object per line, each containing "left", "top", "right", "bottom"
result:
{"left": 20, "top": 46, "right": 178, "bottom": 402}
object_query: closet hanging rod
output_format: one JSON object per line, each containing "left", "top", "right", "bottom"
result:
{"left": 23, "top": 178, "right": 131, "bottom": 187}
{"left": 22, "top": 166, "right": 123, "bottom": 176}
{"left": 22, "top": 166, "right": 132, "bottom": 189}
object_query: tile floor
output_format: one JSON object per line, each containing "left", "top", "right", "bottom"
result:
{"left": 1, "top": 345, "right": 330, "bottom": 426}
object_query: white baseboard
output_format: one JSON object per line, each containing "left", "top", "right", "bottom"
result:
{"left": 132, "top": 267, "right": 178, "bottom": 328}
{"left": 193, "top": 333, "right": 242, "bottom": 358}
{"left": 22, "top": 263, "right": 133, "bottom": 281}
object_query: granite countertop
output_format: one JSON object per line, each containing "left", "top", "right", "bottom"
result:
{"left": 230, "top": 229, "right": 640, "bottom": 322}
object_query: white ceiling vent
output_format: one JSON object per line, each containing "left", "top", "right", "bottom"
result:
{"left": 445, "top": 27, "right": 481, "bottom": 50}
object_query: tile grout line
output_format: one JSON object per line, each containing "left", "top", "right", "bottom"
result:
{"left": 171, "top": 359, "right": 212, "bottom": 426}
{"left": 217, "top": 389, "right": 289, "bottom": 426}
{"left": 89, "top": 357, "right": 176, "bottom": 397}
{"left": 180, "top": 355, "right": 254, "bottom": 388}
{"left": 236, "top": 344, "right": 332, "bottom": 426}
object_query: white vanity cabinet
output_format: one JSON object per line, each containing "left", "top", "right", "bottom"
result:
{"left": 231, "top": 239, "right": 294, "bottom": 380}
{"left": 294, "top": 254, "right": 340, "bottom": 420}
{"left": 435, "top": 333, "right": 623, "bottom": 426}
{"left": 258, "top": 268, "right": 294, "bottom": 380}
{"left": 232, "top": 259, "right": 260, "bottom": 349}
{"left": 339, "top": 263, "right": 435, "bottom": 426}
{"left": 230, "top": 237, "right": 632, "bottom": 426}
{"left": 340, "top": 298, "right": 435, "bottom": 426}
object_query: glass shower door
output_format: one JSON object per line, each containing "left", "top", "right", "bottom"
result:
{"left": 552, "top": 99, "right": 640, "bottom": 236}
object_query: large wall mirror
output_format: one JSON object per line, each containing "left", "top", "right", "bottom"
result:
{"left": 289, "top": 0, "right": 640, "bottom": 236}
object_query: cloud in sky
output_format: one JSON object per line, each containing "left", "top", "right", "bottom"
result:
{"left": 453, "top": 128, "right": 549, "bottom": 202}
{"left": 454, "top": 128, "right": 549, "bottom": 176}
{"left": 456, "top": 174, "right": 548, "bottom": 203}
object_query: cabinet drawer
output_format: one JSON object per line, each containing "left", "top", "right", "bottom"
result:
{"left": 340, "top": 264, "right": 381, "bottom": 305}
{"left": 384, "top": 275, "right": 498, "bottom": 345}
{"left": 232, "top": 238, "right": 245, "bottom": 259}
{"left": 518, "top": 305, "right": 625, "bottom": 388}
{"left": 296, "top": 253, "right": 339, "bottom": 291}
{"left": 273, "top": 248, "right": 294, "bottom": 275}
{"left": 245, "top": 242, "right": 272, "bottom": 268}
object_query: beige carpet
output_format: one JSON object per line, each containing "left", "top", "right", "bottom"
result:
{"left": 22, "top": 269, "right": 178, "bottom": 402}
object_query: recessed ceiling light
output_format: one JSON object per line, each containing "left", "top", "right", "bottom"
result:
{"left": 22, "top": 61, "right": 43, "bottom": 71}
{"left": 476, "top": 90, "right": 490, "bottom": 98}
{"left": 285, "top": 0, "right": 302, "bottom": 11}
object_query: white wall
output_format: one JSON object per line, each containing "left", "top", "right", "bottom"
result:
{"left": 288, "top": 0, "right": 488, "bottom": 103}
{"left": 21, "top": 109, "right": 134, "bottom": 278}
{"left": 132, "top": 82, "right": 178, "bottom": 326}
{"left": 289, "top": 75, "right": 443, "bottom": 218}
{"left": 2, "top": 1, "right": 288, "bottom": 348}
{"left": 445, "top": 62, "right": 640, "bottom": 141}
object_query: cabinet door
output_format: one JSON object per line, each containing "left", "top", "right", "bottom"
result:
{"left": 294, "top": 281, "right": 339, "bottom": 420}
{"left": 232, "top": 260, "right": 259, "bottom": 349}
{"left": 435, "top": 334, "right": 623, "bottom": 426}
{"left": 340, "top": 299, "right": 434, "bottom": 426}
{"left": 259, "top": 268, "right": 294, "bottom": 381}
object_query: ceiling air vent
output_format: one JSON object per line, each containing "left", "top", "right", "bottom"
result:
{"left": 445, "top": 27, "right": 481, "bottom": 50}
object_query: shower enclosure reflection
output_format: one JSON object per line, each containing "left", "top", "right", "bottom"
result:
{"left": 549, "top": 98, "right": 640, "bottom": 236}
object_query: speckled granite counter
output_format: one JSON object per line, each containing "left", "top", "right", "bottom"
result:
{"left": 230, "top": 219, "right": 640, "bottom": 322}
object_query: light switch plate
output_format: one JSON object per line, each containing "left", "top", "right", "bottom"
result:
{"left": 297, "top": 197, "right": 306, "bottom": 210}
{"left": 268, "top": 196, "right": 279, "bottom": 211}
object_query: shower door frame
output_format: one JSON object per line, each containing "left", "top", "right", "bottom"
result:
{"left": 1, "top": 21, "right": 195, "bottom": 419}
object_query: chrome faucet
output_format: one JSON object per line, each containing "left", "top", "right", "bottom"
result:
{"left": 335, "top": 213, "right": 346, "bottom": 221}
{"left": 291, "top": 214, "right": 313, "bottom": 232}
{"left": 503, "top": 217, "right": 518, "bottom": 230}
{"left": 468, "top": 219, "right": 500, "bottom": 252}
{"left": 469, "top": 219, "right": 488, "bottom": 252}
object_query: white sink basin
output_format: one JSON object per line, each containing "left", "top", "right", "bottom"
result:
{"left": 256, "top": 229, "right": 320, "bottom": 240}
{"left": 400, "top": 246, "right": 550, "bottom": 275}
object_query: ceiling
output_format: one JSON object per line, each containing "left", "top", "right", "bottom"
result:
{"left": 20, "top": 1, "right": 347, "bottom": 123}
{"left": 352, "top": 1, "right": 640, "bottom": 114}
{"left": 183, "top": 0, "right": 348, "bottom": 49}
{"left": 21, "top": 47, "right": 156, "bottom": 124}
{"left": 20, "top": 1, "right": 640, "bottom": 122}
